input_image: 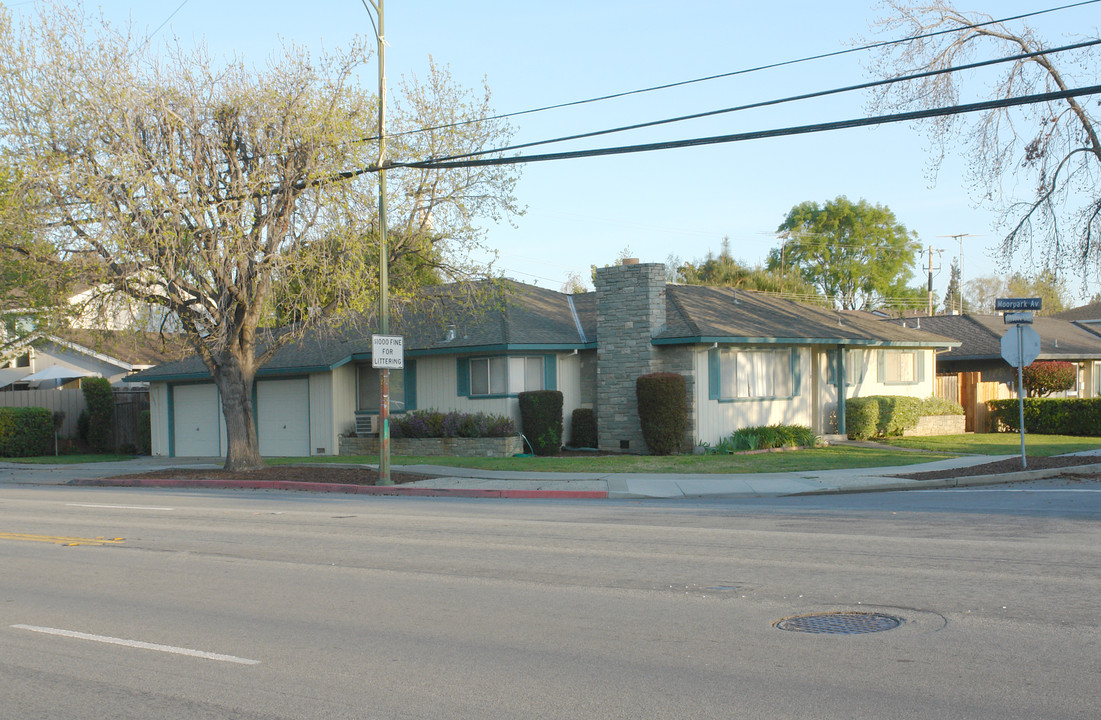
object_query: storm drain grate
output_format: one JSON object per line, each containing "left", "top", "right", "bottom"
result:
{"left": 775, "top": 612, "right": 902, "bottom": 635}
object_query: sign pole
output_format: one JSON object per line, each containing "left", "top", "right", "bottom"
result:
{"left": 1016, "top": 324, "right": 1027, "bottom": 469}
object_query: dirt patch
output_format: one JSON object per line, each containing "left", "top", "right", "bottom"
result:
{"left": 109, "top": 465, "right": 439, "bottom": 486}
{"left": 897, "top": 454, "right": 1101, "bottom": 481}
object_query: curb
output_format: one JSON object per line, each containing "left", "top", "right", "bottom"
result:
{"left": 66, "top": 477, "right": 609, "bottom": 500}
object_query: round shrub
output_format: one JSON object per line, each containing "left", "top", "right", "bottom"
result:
{"left": 635, "top": 372, "right": 687, "bottom": 455}
{"left": 81, "top": 377, "right": 114, "bottom": 452}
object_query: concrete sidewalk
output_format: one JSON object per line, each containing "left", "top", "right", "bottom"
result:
{"left": 5, "top": 452, "right": 1101, "bottom": 499}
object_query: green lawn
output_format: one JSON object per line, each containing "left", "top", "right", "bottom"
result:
{"left": 0, "top": 454, "right": 137, "bottom": 464}
{"left": 268, "top": 445, "right": 958, "bottom": 474}
{"left": 876, "top": 434, "right": 1101, "bottom": 458}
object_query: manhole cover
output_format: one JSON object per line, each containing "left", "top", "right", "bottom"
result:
{"left": 774, "top": 612, "right": 902, "bottom": 635}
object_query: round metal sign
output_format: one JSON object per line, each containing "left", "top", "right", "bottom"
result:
{"left": 1000, "top": 325, "right": 1041, "bottom": 368}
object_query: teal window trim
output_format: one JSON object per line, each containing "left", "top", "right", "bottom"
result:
{"left": 458, "top": 353, "right": 555, "bottom": 398}
{"left": 827, "top": 349, "right": 867, "bottom": 386}
{"left": 878, "top": 349, "right": 925, "bottom": 385}
{"left": 707, "top": 347, "right": 799, "bottom": 402}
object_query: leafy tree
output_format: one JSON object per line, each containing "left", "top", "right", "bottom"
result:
{"left": 675, "top": 238, "right": 821, "bottom": 300}
{"left": 0, "top": 3, "right": 520, "bottom": 470}
{"left": 963, "top": 275, "right": 1006, "bottom": 314}
{"left": 1006, "top": 269, "right": 1068, "bottom": 316}
{"left": 767, "top": 197, "right": 922, "bottom": 310}
{"left": 1022, "top": 361, "right": 1077, "bottom": 397}
{"left": 867, "top": 1, "right": 1101, "bottom": 279}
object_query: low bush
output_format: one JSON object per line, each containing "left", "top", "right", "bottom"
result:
{"left": 847, "top": 395, "right": 964, "bottom": 440}
{"left": 391, "top": 410, "right": 515, "bottom": 439}
{"left": 1022, "top": 361, "right": 1077, "bottom": 397}
{"left": 519, "top": 390, "right": 564, "bottom": 456}
{"left": 636, "top": 373, "right": 687, "bottom": 455}
{"left": 0, "top": 407, "right": 54, "bottom": 457}
{"left": 569, "top": 408, "right": 597, "bottom": 449}
{"left": 988, "top": 397, "right": 1101, "bottom": 435}
{"left": 705, "top": 424, "right": 818, "bottom": 454}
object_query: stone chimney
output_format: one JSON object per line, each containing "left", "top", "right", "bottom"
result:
{"left": 593, "top": 260, "right": 666, "bottom": 452}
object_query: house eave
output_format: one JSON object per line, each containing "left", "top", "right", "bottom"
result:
{"left": 652, "top": 336, "right": 959, "bottom": 349}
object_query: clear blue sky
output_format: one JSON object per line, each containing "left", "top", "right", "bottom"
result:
{"left": 11, "top": 0, "right": 1100, "bottom": 303}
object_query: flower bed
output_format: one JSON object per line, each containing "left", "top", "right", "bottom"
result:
{"left": 339, "top": 435, "right": 522, "bottom": 458}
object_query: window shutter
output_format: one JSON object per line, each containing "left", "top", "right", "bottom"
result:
{"left": 877, "top": 350, "right": 886, "bottom": 383}
{"left": 405, "top": 360, "right": 417, "bottom": 411}
{"left": 708, "top": 348, "right": 720, "bottom": 400}
{"left": 826, "top": 350, "right": 837, "bottom": 386}
{"left": 543, "top": 354, "right": 557, "bottom": 391}
{"left": 456, "top": 357, "right": 470, "bottom": 397}
{"left": 791, "top": 349, "right": 801, "bottom": 396}
{"left": 916, "top": 351, "right": 926, "bottom": 383}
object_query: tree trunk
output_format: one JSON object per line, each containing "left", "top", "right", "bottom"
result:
{"left": 213, "top": 354, "right": 264, "bottom": 472}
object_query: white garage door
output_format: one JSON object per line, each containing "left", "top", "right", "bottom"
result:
{"left": 257, "top": 378, "right": 310, "bottom": 457}
{"left": 173, "top": 384, "right": 223, "bottom": 457}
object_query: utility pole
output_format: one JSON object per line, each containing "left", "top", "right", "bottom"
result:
{"left": 925, "top": 245, "right": 943, "bottom": 316}
{"left": 362, "top": 0, "right": 393, "bottom": 485}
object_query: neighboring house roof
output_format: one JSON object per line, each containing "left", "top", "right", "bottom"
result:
{"left": 1052, "top": 301, "right": 1101, "bottom": 323}
{"left": 658, "top": 286, "right": 957, "bottom": 347}
{"left": 130, "top": 280, "right": 957, "bottom": 384}
{"left": 885, "top": 314, "right": 1101, "bottom": 362}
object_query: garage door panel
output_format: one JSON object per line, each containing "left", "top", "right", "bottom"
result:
{"left": 173, "top": 384, "right": 222, "bottom": 457}
{"left": 257, "top": 379, "right": 310, "bottom": 457}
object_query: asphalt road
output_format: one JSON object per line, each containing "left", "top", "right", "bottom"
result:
{"left": 2, "top": 482, "right": 1099, "bottom": 719}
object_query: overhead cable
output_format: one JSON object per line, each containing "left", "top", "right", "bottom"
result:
{"left": 388, "top": 84, "right": 1101, "bottom": 171}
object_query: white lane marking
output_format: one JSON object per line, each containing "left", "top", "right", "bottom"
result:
{"left": 11, "top": 624, "right": 260, "bottom": 665}
{"left": 67, "top": 503, "right": 174, "bottom": 511}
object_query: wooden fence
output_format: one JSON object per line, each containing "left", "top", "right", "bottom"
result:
{"left": 0, "top": 387, "right": 149, "bottom": 450}
{"left": 935, "top": 372, "right": 1012, "bottom": 433}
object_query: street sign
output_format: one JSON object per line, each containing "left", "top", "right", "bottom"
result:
{"left": 371, "top": 334, "right": 404, "bottom": 369}
{"left": 1004, "top": 311, "right": 1034, "bottom": 325}
{"left": 1000, "top": 325, "right": 1041, "bottom": 368}
{"left": 995, "top": 297, "right": 1043, "bottom": 311}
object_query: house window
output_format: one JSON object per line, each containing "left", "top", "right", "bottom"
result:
{"left": 358, "top": 365, "right": 407, "bottom": 412}
{"left": 710, "top": 348, "right": 796, "bottom": 400}
{"left": 879, "top": 349, "right": 923, "bottom": 385}
{"left": 469, "top": 356, "right": 544, "bottom": 396}
{"left": 826, "top": 349, "right": 866, "bottom": 386}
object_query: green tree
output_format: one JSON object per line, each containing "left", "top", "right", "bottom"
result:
{"left": 1006, "top": 270, "right": 1068, "bottom": 316}
{"left": 767, "top": 197, "right": 922, "bottom": 310}
{"left": 676, "top": 238, "right": 821, "bottom": 300}
{"left": 0, "top": 3, "right": 521, "bottom": 470}
{"left": 943, "top": 258, "right": 967, "bottom": 314}
{"left": 868, "top": 1, "right": 1101, "bottom": 279}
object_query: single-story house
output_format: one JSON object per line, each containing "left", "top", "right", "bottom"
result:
{"left": 1, "top": 330, "right": 190, "bottom": 390}
{"left": 886, "top": 313, "right": 1101, "bottom": 430}
{"left": 130, "top": 261, "right": 957, "bottom": 457}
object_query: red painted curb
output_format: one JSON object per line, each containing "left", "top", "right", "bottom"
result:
{"left": 67, "top": 477, "right": 608, "bottom": 499}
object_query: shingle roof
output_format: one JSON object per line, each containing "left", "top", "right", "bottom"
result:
{"left": 659, "top": 286, "right": 956, "bottom": 346}
{"left": 885, "top": 314, "right": 1101, "bottom": 361}
{"left": 130, "top": 281, "right": 957, "bottom": 383}
{"left": 129, "top": 280, "right": 593, "bottom": 382}
{"left": 1052, "top": 301, "right": 1101, "bottom": 322}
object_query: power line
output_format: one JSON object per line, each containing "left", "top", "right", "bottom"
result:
{"left": 365, "top": 0, "right": 1101, "bottom": 144}
{"left": 389, "top": 84, "right": 1101, "bottom": 171}
{"left": 418, "top": 38, "right": 1101, "bottom": 164}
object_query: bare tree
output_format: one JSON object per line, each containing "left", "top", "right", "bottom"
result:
{"left": 866, "top": 1, "right": 1101, "bottom": 278}
{"left": 0, "top": 3, "right": 520, "bottom": 469}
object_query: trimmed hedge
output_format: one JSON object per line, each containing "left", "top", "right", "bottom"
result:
{"left": 0, "top": 407, "right": 54, "bottom": 457}
{"left": 847, "top": 395, "right": 964, "bottom": 441}
{"left": 518, "top": 390, "right": 564, "bottom": 456}
{"left": 82, "top": 377, "right": 115, "bottom": 452}
{"left": 569, "top": 408, "right": 597, "bottom": 449}
{"left": 636, "top": 372, "right": 687, "bottom": 455}
{"left": 391, "top": 409, "right": 515, "bottom": 439}
{"left": 988, "top": 397, "right": 1101, "bottom": 435}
